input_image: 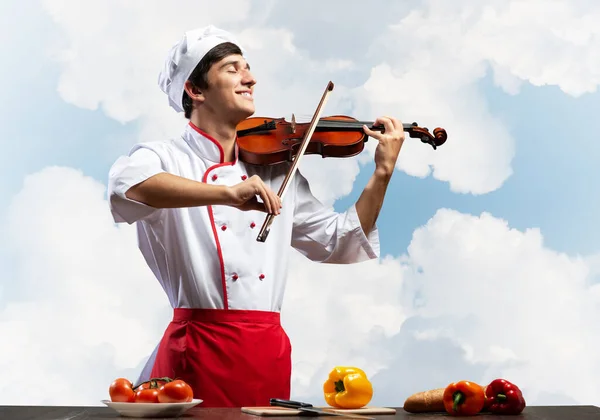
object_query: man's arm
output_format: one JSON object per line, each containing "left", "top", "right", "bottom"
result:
{"left": 126, "top": 173, "right": 232, "bottom": 207}
{"left": 355, "top": 171, "right": 392, "bottom": 236}
{"left": 126, "top": 172, "right": 282, "bottom": 214}
{"left": 355, "top": 116, "right": 406, "bottom": 235}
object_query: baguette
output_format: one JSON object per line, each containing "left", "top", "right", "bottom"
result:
{"left": 404, "top": 384, "right": 489, "bottom": 413}
{"left": 403, "top": 388, "right": 445, "bottom": 413}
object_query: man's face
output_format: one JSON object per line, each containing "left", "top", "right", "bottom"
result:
{"left": 202, "top": 54, "right": 256, "bottom": 123}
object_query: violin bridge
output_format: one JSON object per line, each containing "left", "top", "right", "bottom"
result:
{"left": 291, "top": 113, "right": 296, "bottom": 134}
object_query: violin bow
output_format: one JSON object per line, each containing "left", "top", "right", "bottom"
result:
{"left": 256, "top": 81, "right": 335, "bottom": 242}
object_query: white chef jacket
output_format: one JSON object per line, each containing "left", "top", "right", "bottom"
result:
{"left": 107, "top": 122, "right": 380, "bottom": 312}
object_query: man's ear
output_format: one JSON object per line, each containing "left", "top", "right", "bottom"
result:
{"left": 184, "top": 81, "right": 205, "bottom": 103}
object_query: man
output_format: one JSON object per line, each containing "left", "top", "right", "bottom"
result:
{"left": 107, "top": 25, "right": 405, "bottom": 407}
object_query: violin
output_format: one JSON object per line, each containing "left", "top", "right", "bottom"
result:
{"left": 239, "top": 81, "right": 448, "bottom": 242}
{"left": 237, "top": 116, "right": 447, "bottom": 166}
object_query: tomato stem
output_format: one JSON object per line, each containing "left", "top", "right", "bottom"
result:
{"left": 133, "top": 376, "right": 174, "bottom": 391}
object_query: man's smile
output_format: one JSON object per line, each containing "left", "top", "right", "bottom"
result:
{"left": 237, "top": 90, "right": 253, "bottom": 100}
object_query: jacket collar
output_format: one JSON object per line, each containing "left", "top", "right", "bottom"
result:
{"left": 183, "top": 122, "right": 238, "bottom": 164}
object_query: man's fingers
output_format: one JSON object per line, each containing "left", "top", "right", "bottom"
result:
{"left": 238, "top": 196, "right": 266, "bottom": 213}
{"left": 391, "top": 117, "right": 403, "bottom": 131}
{"left": 271, "top": 190, "right": 282, "bottom": 215}
{"left": 266, "top": 189, "right": 280, "bottom": 215}
{"left": 364, "top": 118, "right": 394, "bottom": 140}
{"left": 256, "top": 184, "right": 273, "bottom": 214}
{"left": 381, "top": 116, "right": 402, "bottom": 131}
{"left": 249, "top": 196, "right": 267, "bottom": 212}
{"left": 235, "top": 175, "right": 281, "bottom": 215}
{"left": 377, "top": 117, "right": 395, "bottom": 135}
{"left": 256, "top": 178, "right": 281, "bottom": 215}
{"left": 363, "top": 125, "right": 379, "bottom": 139}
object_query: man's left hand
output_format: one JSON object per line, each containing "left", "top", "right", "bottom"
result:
{"left": 363, "top": 116, "right": 405, "bottom": 179}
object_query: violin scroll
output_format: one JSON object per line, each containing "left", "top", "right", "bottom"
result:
{"left": 405, "top": 123, "right": 447, "bottom": 150}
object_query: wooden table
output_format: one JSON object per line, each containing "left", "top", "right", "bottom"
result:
{"left": 1, "top": 405, "right": 599, "bottom": 420}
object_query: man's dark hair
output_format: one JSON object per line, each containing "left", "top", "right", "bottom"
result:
{"left": 182, "top": 42, "right": 243, "bottom": 119}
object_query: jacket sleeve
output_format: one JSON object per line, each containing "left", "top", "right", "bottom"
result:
{"left": 107, "top": 146, "right": 166, "bottom": 224}
{"left": 290, "top": 170, "right": 380, "bottom": 264}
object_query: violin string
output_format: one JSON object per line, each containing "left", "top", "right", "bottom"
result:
{"left": 316, "top": 120, "right": 376, "bottom": 128}
{"left": 289, "top": 114, "right": 383, "bottom": 129}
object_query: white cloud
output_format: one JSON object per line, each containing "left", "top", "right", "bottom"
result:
{"left": 348, "top": 0, "right": 600, "bottom": 194}
{"left": 282, "top": 208, "right": 600, "bottom": 407}
{"left": 357, "top": 63, "right": 515, "bottom": 195}
{"left": 41, "top": 0, "right": 252, "bottom": 123}
{"left": 398, "top": 209, "right": 600, "bottom": 405}
{"left": 0, "top": 166, "right": 171, "bottom": 406}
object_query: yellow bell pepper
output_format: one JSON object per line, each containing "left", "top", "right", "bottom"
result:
{"left": 323, "top": 366, "right": 373, "bottom": 409}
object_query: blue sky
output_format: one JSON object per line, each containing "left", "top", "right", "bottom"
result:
{"left": 2, "top": 0, "right": 600, "bottom": 409}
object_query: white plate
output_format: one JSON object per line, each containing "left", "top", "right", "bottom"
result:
{"left": 101, "top": 399, "right": 203, "bottom": 418}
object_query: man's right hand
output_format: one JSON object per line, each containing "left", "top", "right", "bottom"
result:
{"left": 227, "top": 175, "right": 282, "bottom": 215}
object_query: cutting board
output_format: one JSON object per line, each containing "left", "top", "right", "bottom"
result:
{"left": 241, "top": 406, "right": 396, "bottom": 416}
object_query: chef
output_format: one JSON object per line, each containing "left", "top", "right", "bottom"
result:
{"left": 107, "top": 25, "right": 405, "bottom": 408}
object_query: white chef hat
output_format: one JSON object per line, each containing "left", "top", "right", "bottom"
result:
{"left": 158, "top": 25, "right": 245, "bottom": 113}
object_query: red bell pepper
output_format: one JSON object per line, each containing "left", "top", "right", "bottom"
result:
{"left": 484, "top": 379, "right": 526, "bottom": 414}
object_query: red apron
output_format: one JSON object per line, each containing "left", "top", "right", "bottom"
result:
{"left": 149, "top": 308, "right": 292, "bottom": 407}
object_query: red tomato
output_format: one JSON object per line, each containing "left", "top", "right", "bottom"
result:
{"left": 135, "top": 388, "right": 160, "bottom": 403}
{"left": 109, "top": 378, "right": 135, "bottom": 402}
{"left": 158, "top": 380, "right": 194, "bottom": 403}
